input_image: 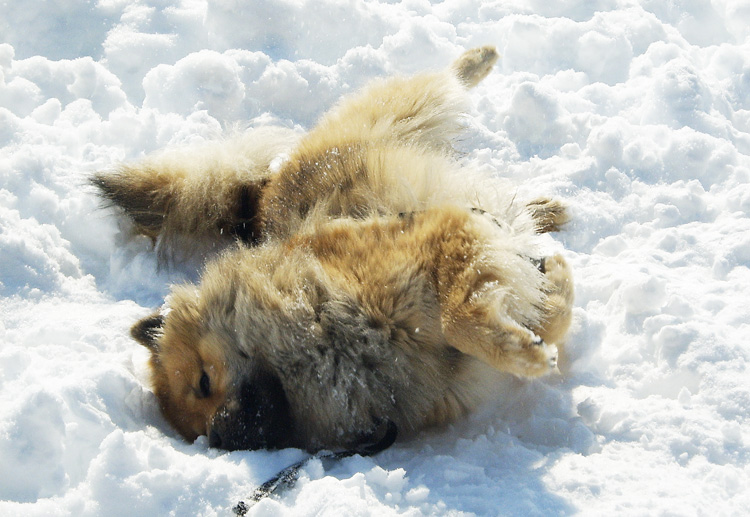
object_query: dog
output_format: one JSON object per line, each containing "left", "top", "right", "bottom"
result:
{"left": 94, "top": 46, "right": 574, "bottom": 451}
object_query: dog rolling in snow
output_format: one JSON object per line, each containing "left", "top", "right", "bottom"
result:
{"left": 94, "top": 46, "right": 574, "bottom": 451}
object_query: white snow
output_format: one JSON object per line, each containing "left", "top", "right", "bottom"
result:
{"left": 1, "top": 0, "right": 749, "bottom": 515}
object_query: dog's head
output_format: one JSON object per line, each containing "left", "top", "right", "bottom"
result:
{"left": 131, "top": 284, "right": 295, "bottom": 451}
{"left": 129, "top": 243, "right": 410, "bottom": 452}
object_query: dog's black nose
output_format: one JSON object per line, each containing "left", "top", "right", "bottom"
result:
{"left": 208, "top": 428, "right": 223, "bottom": 449}
{"left": 207, "top": 373, "right": 294, "bottom": 451}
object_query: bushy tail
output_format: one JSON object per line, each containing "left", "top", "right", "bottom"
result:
{"left": 92, "top": 127, "right": 298, "bottom": 264}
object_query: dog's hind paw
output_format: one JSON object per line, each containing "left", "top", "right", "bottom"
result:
{"left": 527, "top": 198, "right": 570, "bottom": 234}
{"left": 453, "top": 46, "right": 499, "bottom": 88}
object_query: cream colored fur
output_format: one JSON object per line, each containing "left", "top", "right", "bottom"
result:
{"left": 93, "top": 46, "right": 509, "bottom": 262}
{"left": 99, "top": 46, "right": 575, "bottom": 451}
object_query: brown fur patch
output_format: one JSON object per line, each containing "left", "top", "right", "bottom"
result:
{"left": 106, "top": 47, "right": 575, "bottom": 450}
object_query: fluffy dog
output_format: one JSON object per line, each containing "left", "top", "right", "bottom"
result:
{"left": 95, "top": 47, "right": 574, "bottom": 451}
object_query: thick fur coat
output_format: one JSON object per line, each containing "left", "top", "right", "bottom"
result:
{"left": 95, "top": 46, "right": 574, "bottom": 451}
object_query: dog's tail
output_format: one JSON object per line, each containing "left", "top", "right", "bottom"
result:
{"left": 91, "top": 127, "right": 298, "bottom": 265}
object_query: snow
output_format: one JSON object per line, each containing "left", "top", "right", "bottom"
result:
{"left": 1, "top": 0, "right": 749, "bottom": 515}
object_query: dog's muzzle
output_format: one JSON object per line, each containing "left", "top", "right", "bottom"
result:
{"left": 208, "top": 373, "right": 294, "bottom": 451}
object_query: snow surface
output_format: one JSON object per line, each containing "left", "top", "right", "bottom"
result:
{"left": 1, "top": 0, "right": 749, "bottom": 515}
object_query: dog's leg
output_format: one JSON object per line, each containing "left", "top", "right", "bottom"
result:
{"left": 260, "top": 47, "right": 501, "bottom": 234}
{"left": 534, "top": 254, "right": 574, "bottom": 346}
{"left": 437, "top": 251, "right": 558, "bottom": 378}
{"left": 452, "top": 46, "right": 499, "bottom": 88}
{"left": 443, "top": 300, "right": 558, "bottom": 378}
{"left": 526, "top": 197, "right": 570, "bottom": 233}
{"left": 308, "top": 46, "right": 498, "bottom": 152}
{"left": 419, "top": 209, "right": 559, "bottom": 378}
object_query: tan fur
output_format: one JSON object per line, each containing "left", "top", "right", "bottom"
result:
{"left": 101, "top": 47, "right": 575, "bottom": 451}
{"left": 143, "top": 206, "right": 564, "bottom": 449}
{"left": 452, "top": 45, "right": 500, "bottom": 87}
{"left": 92, "top": 127, "right": 299, "bottom": 261}
{"left": 93, "top": 47, "right": 509, "bottom": 262}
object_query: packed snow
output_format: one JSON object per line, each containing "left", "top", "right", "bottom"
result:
{"left": 1, "top": 0, "right": 749, "bottom": 515}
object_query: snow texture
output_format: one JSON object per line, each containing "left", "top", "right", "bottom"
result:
{"left": 1, "top": 0, "right": 749, "bottom": 515}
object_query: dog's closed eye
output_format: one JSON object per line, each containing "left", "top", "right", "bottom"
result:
{"left": 199, "top": 371, "right": 211, "bottom": 398}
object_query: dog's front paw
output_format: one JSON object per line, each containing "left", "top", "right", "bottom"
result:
{"left": 497, "top": 330, "right": 559, "bottom": 378}
{"left": 529, "top": 335, "right": 558, "bottom": 374}
{"left": 536, "top": 254, "right": 574, "bottom": 348}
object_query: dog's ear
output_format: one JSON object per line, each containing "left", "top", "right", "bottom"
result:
{"left": 130, "top": 312, "right": 165, "bottom": 352}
